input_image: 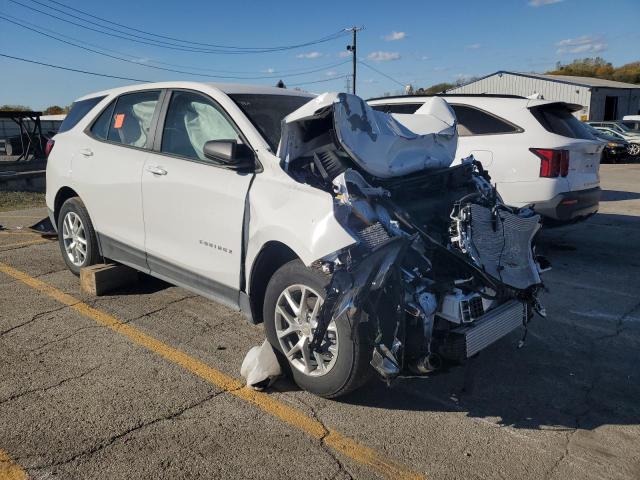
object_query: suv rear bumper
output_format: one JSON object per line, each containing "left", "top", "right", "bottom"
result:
{"left": 534, "top": 187, "right": 601, "bottom": 223}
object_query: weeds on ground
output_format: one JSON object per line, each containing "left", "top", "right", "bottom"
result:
{"left": 0, "top": 191, "right": 46, "bottom": 212}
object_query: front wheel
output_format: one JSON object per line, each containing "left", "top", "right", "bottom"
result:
{"left": 263, "top": 260, "right": 372, "bottom": 398}
{"left": 57, "top": 197, "right": 101, "bottom": 275}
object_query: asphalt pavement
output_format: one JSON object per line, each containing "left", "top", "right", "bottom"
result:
{"left": 1, "top": 164, "right": 639, "bottom": 480}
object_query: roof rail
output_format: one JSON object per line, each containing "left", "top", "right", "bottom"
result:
{"left": 366, "top": 93, "right": 526, "bottom": 101}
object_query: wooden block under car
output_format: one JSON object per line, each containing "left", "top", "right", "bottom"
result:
{"left": 80, "top": 263, "right": 139, "bottom": 296}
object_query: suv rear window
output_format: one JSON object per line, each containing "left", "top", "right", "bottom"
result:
{"left": 371, "top": 103, "right": 422, "bottom": 114}
{"left": 58, "top": 96, "right": 106, "bottom": 133}
{"left": 450, "top": 105, "right": 521, "bottom": 136}
{"left": 530, "top": 104, "right": 593, "bottom": 139}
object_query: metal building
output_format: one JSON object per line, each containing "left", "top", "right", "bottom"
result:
{"left": 447, "top": 71, "right": 640, "bottom": 121}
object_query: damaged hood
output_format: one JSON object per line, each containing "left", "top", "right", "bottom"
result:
{"left": 278, "top": 92, "right": 458, "bottom": 178}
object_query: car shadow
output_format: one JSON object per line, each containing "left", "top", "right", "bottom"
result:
{"left": 600, "top": 189, "right": 640, "bottom": 201}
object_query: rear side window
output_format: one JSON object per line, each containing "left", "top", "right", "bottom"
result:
{"left": 90, "top": 101, "right": 116, "bottom": 140}
{"left": 371, "top": 103, "right": 422, "bottom": 114}
{"left": 450, "top": 105, "right": 521, "bottom": 136}
{"left": 531, "top": 105, "right": 593, "bottom": 139}
{"left": 105, "top": 91, "right": 160, "bottom": 148}
{"left": 58, "top": 96, "right": 106, "bottom": 133}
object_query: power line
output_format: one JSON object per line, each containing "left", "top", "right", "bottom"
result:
{"left": 9, "top": 0, "right": 348, "bottom": 54}
{"left": 42, "top": 0, "right": 342, "bottom": 52}
{"left": 289, "top": 75, "right": 349, "bottom": 87}
{"left": 0, "top": 52, "right": 151, "bottom": 82}
{"left": 358, "top": 61, "right": 405, "bottom": 87}
{"left": 0, "top": 14, "right": 351, "bottom": 80}
{"left": 0, "top": 12, "right": 351, "bottom": 76}
{"left": 0, "top": 52, "right": 349, "bottom": 90}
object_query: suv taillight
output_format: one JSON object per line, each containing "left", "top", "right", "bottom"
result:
{"left": 530, "top": 148, "right": 569, "bottom": 178}
{"left": 45, "top": 139, "right": 55, "bottom": 158}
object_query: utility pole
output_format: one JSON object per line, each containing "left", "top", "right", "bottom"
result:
{"left": 345, "top": 26, "right": 363, "bottom": 95}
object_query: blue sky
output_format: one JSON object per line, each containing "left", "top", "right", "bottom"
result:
{"left": 0, "top": 0, "right": 638, "bottom": 109}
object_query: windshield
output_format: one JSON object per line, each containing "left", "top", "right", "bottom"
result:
{"left": 617, "top": 123, "right": 632, "bottom": 132}
{"left": 229, "top": 93, "right": 313, "bottom": 151}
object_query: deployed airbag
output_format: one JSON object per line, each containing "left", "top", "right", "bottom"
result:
{"left": 279, "top": 93, "right": 458, "bottom": 178}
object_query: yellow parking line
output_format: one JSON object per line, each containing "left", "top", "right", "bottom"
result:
{"left": 0, "top": 261, "right": 425, "bottom": 480}
{"left": 0, "top": 239, "right": 50, "bottom": 249}
{"left": 0, "top": 232, "right": 40, "bottom": 236}
{"left": 0, "top": 449, "right": 27, "bottom": 480}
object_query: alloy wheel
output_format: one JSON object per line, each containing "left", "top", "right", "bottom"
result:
{"left": 62, "top": 211, "right": 87, "bottom": 267}
{"left": 274, "top": 284, "right": 339, "bottom": 377}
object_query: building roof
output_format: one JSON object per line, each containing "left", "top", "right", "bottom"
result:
{"left": 475, "top": 71, "right": 640, "bottom": 89}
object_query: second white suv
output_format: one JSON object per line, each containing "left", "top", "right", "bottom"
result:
{"left": 369, "top": 94, "right": 603, "bottom": 223}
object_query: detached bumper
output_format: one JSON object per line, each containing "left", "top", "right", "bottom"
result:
{"left": 534, "top": 187, "right": 601, "bottom": 223}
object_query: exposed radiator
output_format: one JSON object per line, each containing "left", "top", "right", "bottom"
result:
{"left": 451, "top": 300, "right": 525, "bottom": 358}
{"left": 469, "top": 204, "right": 541, "bottom": 290}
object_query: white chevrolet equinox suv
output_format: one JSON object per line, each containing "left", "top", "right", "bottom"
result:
{"left": 47, "top": 82, "right": 548, "bottom": 397}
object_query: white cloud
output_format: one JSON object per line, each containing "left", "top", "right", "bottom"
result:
{"left": 529, "top": 0, "right": 563, "bottom": 6}
{"left": 383, "top": 31, "right": 407, "bottom": 42}
{"left": 367, "top": 51, "right": 401, "bottom": 62}
{"left": 262, "top": 67, "right": 275, "bottom": 73}
{"left": 420, "top": 55, "right": 430, "bottom": 61}
{"left": 466, "top": 43, "right": 481, "bottom": 50}
{"left": 296, "top": 51, "right": 323, "bottom": 59}
{"left": 325, "top": 70, "right": 337, "bottom": 77}
{"left": 338, "top": 51, "right": 351, "bottom": 58}
{"left": 556, "top": 35, "right": 608, "bottom": 54}
{"left": 363, "top": 78, "right": 378, "bottom": 84}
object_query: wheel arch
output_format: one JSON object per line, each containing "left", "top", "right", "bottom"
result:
{"left": 247, "top": 241, "right": 299, "bottom": 324}
{"left": 53, "top": 186, "right": 80, "bottom": 225}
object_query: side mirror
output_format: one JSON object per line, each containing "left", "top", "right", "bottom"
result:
{"left": 203, "top": 140, "right": 254, "bottom": 169}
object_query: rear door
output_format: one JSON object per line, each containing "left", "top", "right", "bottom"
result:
{"left": 76, "top": 90, "right": 162, "bottom": 268}
{"left": 141, "top": 89, "right": 254, "bottom": 308}
{"left": 529, "top": 103, "right": 602, "bottom": 191}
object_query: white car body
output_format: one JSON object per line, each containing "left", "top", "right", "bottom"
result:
{"left": 368, "top": 95, "right": 603, "bottom": 222}
{"left": 46, "top": 82, "right": 355, "bottom": 313}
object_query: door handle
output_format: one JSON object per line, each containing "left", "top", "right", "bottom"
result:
{"left": 79, "top": 148, "right": 93, "bottom": 157}
{"left": 146, "top": 165, "right": 168, "bottom": 176}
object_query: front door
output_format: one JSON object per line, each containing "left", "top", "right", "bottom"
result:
{"left": 141, "top": 89, "right": 254, "bottom": 308}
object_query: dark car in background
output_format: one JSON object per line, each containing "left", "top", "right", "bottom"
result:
{"left": 585, "top": 124, "right": 629, "bottom": 163}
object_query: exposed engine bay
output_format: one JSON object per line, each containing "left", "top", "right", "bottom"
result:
{"left": 278, "top": 93, "right": 548, "bottom": 382}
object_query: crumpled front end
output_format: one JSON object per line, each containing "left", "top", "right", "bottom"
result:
{"left": 280, "top": 93, "right": 548, "bottom": 383}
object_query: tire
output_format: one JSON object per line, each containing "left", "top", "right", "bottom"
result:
{"left": 263, "top": 260, "right": 372, "bottom": 398}
{"left": 57, "top": 197, "right": 101, "bottom": 276}
{"left": 628, "top": 143, "right": 640, "bottom": 157}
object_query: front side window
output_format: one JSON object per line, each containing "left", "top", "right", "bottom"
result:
{"left": 162, "top": 91, "right": 239, "bottom": 162}
{"left": 451, "top": 105, "right": 520, "bottom": 136}
{"left": 105, "top": 91, "right": 160, "bottom": 148}
{"left": 229, "top": 93, "right": 312, "bottom": 151}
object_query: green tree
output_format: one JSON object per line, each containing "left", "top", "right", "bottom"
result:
{"left": 0, "top": 104, "right": 32, "bottom": 111}
{"left": 43, "top": 105, "right": 67, "bottom": 115}
{"left": 546, "top": 58, "right": 640, "bottom": 84}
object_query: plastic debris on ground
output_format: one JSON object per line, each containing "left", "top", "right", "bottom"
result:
{"left": 240, "top": 340, "right": 282, "bottom": 391}
{"left": 28, "top": 217, "right": 57, "bottom": 237}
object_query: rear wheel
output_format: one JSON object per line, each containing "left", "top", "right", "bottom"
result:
{"left": 263, "top": 260, "right": 372, "bottom": 398}
{"left": 57, "top": 197, "right": 101, "bottom": 275}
